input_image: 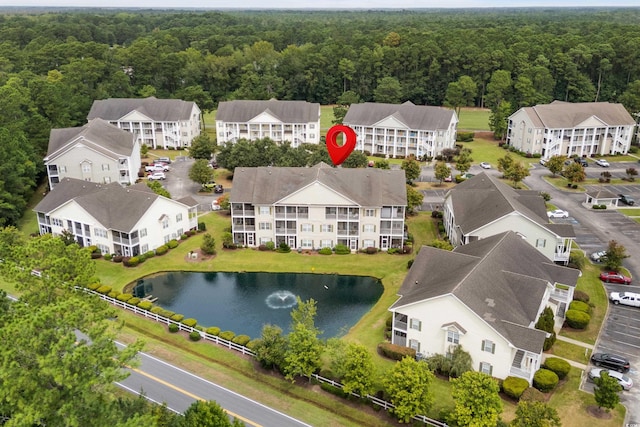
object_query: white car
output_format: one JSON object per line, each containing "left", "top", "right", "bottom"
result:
{"left": 609, "top": 292, "right": 640, "bottom": 308}
{"left": 148, "top": 171, "right": 166, "bottom": 180}
{"left": 588, "top": 368, "right": 633, "bottom": 390}
{"left": 590, "top": 250, "right": 607, "bottom": 262}
{"left": 595, "top": 159, "right": 610, "bottom": 167}
{"left": 547, "top": 209, "right": 569, "bottom": 219}
{"left": 480, "top": 162, "right": 491, "bottom": 169}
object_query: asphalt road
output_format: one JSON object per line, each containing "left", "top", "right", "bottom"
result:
{"left": 116, "top": 343, "right": 312, "bottom": 427}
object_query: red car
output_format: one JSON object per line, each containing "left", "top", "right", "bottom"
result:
{"left": 600, "top": 271, "right": 632, "bottom": 284}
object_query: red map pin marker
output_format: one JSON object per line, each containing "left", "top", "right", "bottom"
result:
{"left": 326, "top": 124, "right": 357, "bottom": 167}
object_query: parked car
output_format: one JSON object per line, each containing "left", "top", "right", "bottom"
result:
{"left": 588, "top": 368, "right": 633, "bottom": 390}
{"left": 590, "top": 250, "right": 607, "bottom": 262}
{"left": 609, "top": 292, "right": 640, "bottom": 308}
{"left": 547, "top": 209, "right": 569, "bottom": 219}
{"left": 480, "top": 162, "right": 491, "bottom": 169}
{"left": 595, "top": 158, "right": 610, "bottom": 167}
{"left": 600, "top": 271, "right": 632, "bottom": 284}
{"left": 214, "top": 184, "right": 224, "bottom": 194}
{"left": 590, "top": 353, "right": 630, "bottom": 372}
{"left": 157, "top": 156, "right": 172, "bottom": 164}
{"left": 619, "top": 194, "right": 635, "bottom": 206}
{"left": 574, "top": 157, "right": 588, "bottom": 167}
{"left": 148, "top": 171, "right": 166, "bottom": 180}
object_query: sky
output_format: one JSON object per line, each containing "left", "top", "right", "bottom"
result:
{"left": 1, "top": 0, "right": 639, "bottom": 8}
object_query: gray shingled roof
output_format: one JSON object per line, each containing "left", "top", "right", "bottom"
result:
{"left": 521, "top": 101, "right": 635, "bottom": 129}
{"left": 87, "top": 96, "right": 197, "bottom": 122}
{"left": 230, "top": 163, "right": 407, "bottom": 207}
{"left": 46, "top": 119, "right": 136, "bottom": 160}
{"left": 34, "top": 178, "right": 196, "bottom": 232}
{"left": 343, "top": 101, "right": 456, "bottom": 130}
{"left": 448, "top": 172, "right": 574, "bottom": 238}
{"left": 215, "top": 100, "right": 320, "bottom": 123}
{"left": 391, "top": 231, "right": 579, "bottom": 353}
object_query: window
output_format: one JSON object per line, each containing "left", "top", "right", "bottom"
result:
{"left": 410, "top": 318, "right": 421, "bottom": 331}
{"left": 482, "top": 340, "right": 495, "bottom": 354}
{"left": 259, "top": 222, "right": 272, "bottom": 230}
{"left": 301, "top": 239, "right": 313, "bottom": 248}
{"left": 176, "top": 213, "right": 183, "bottom": 222}
{"left": 364, "top": 209, "right": 375, "bottom": 217}
{"left": 321, "top": 224, "right": 333, "bottom": 232}
{"left": 162, "top": 217, "right": 169, "bottom": 229}
{"left": 479, "top": 362, "right": 493, "bottom": 375}
{"left": 141, "top": 244, "right": 149, "bottom": 253}
{"left": 259, "top": 206, "right": 270, "bottom": 215}
{"left": 94, "top": 228, "right": 108, "bottom": 238}
{"left": 536, "top": 238, "right": 546, "bottom": 248}
{"left": 447, "top": 330, "right": 459, "bottom": 344}
{"left": 363, "top": 224, "right": 375, "bottom": 233}
{"left": 52, "top": 218, "right": 64, "bottom": 227}
{"left": 409, "top": 339, "right": 421, "bottom": 352}
{"left": 140, "top": 228, "right": 147, "bottom": 237}
{"left": 301, "top": 223, "right": 313, "bottom": 232}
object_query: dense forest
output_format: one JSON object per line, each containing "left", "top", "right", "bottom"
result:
{"left": 2, "top": 8, "right": 640, "bottom": 225}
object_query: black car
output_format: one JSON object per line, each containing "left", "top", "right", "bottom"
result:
{"left": 591, "top": 352, "right": 630, "bottom": 372}
{"left": 619, "top": 194, "right": 635, "bottom": 206}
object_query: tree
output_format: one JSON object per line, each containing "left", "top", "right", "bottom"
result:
{"left": 546, "top": 155, "right": 567, "bottom": 177}
{"left": 200, "top": 233, "right": 216, "bottom": 255}
{"left": 455, "top": 149, "right": 473, "bottom": 174}
{"left": 147, "top": 180, "right": 171, "bottom": 198}
{"left": 189, "top": 159, "right": 215, "bottom": 186}
{"left": 342, "top": 151, "right": 368, "bottom": 168}
{"left": 512, "top": 401, "right": 561, "bottom": 427}
{"left": 497, "top": 153, "right": 515, "bottom": 178}
{"left": 373, "top": 76, "right": 402, "bottom": 103}
{"left": 406, "top": 184, "right": 424, "bottom": 215}
{"left": 593, "top": 371, "right": 622, "bottom": 413}
{"left": 449, "top": 371, "right": 503, "bottom": 427}
{"left": 489, "top": 100, "right": 512, "bottom": 140}
{"left": 189, "top": 134, "right": 215, "bottom": 160}
{"left": 328, "top": 341, "right": 375, "bottom": 396}
{"left": 283, "top": 298, "right": 322, "bottom": 381}
{"left": 383, "top": 357, "right": 434, "bottom": 423}
{"left": 401, "top": 155, "right": 421, "bottom": 183}
{"left": 503, "top": 161, "right": 530, "bottom": 188}
{"left": 563, "top": 162, "right": 586, "bottom": 185}
{"left": 603, "top": 240, "right": 629, "bottom": 271}
{"left": 434, "top": 161, "right": 451, "bottom": 185}
{"left": 181, "top": 400, "right": 244, "bottom": 427}
{"left": 253, "top": 324, "right": 288, "bottom": 371}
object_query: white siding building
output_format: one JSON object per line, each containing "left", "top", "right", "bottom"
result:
{"left": 506, "top": 101, "right": 636, "bottom": 160}
{"left": 343, "top": 101, "right": 458, "bottom": 159}
{"left": 87, "top": 96, "right": 201, "bottom": 149}
{"left": 215, "top": 100, "right": 321, "bottom": 147}
{"left": 230, "top": 163, "right": 407, "bottom": 251}
{"left": 44, "top": 119, "right": 141, "bottom": 189}
{"left": 34, "top": 178, "right": 198, "bottom": 256}
{"left": 390, "top": 232, "right": 579, "bottom": 384}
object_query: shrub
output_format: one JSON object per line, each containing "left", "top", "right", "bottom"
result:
{"left": 219, "top": 330, "right": 236, "bottom": 341}
{"left": 502, "top": 376, "right": 530, "bottom": 400}
{"left": 128, "top": 297, "right": 140, "bottom": 306}
{"left": 167, "top": 239, "right": 179, "bottom": 249}
{"left": 277, "top": 242, "right": 291, "bottom": 253}
{"left": 565, "top": 309, "right": 590, "bottom": 329}
{"left": 170, "top": 314, "right": 185, "bottom": 322}
{"left": 569, "top": 300, "right": 591, "bottom": 314}
{"left": 377, "top": 342, "right": 416, "bottom": 361}
{"left": 197, "top": 221, "right": 206, "bottom": 231}
{"left": 205, "top": 326, "right": 221, "bottom": 336}
{"left": 116, "top": 293, "right": 133, "bottom": 302}
{"left": 137, "top": 301, "right": 153, "bottom": 311}
{"left": 520, "top": 387, "right": 545, "bottom": 402}
{"left": 533, "top": 368, "right": 559, "bottom": 392}
{"left": 334, "top": 244, "right": 350, "bottom": 255}
{"left": 189, "top": 331, "right": 202, "bottom": 341}
{"left": 318, "top": 247, "right": 332, "bottom": 255}
{"left": 181, "top": 318, "right": 198, "bottom": 327}
{"left": 96, "top": 285, "right": 112, "bottom": 294}
{"left": 543, "top": 357, "right": 571, "bottom": 380}
{"left": 232, "top": 335, "right": 251, "bottom": 346}
{"left": 103, "top": 253, "right": 112, "bottom": 261}
{"left": 573, "top": 290, "right": 590, "bottom": 303}
{"left": 155, "top": 245, "right": 169, "bottom": 256}
{"left": 123, "top": 256, "right": 140, "bottom": 267}
{"left": 168, "top": 323, "right": 179, "bottom": 333}
{"left": 365, "top": 246, "right": 377, "bottom": 254}
{"left": 112, "top": 255, "right": 123, "bottom": 263}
